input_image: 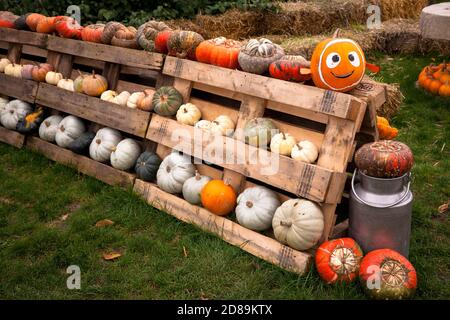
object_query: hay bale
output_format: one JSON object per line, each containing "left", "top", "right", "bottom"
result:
{"left": 372, "top": 19, "right": 420, "bottom": 54}
{"left": 372, "top": 0, "right": 429, "bottom": 20}
{"left": 379, "top": 83, "right": 404, "bottom": 119}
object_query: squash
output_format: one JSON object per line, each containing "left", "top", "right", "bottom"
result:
{"left": 89, "top": 127, "right": 122, "bottom": 162}
{"left": 291, "top": 140, "right": 319, "bottom": 163}
{"left": 315, "top": 238, "right": 363, "bottom": 284}
{"left": 126, "top": 92, "right": 145, "bottom": 109}
{"left": 244, "top": 118, "right": 278, "bottom": 147}
{"left": 269, "top": 59, "right": 312, "bottom": 82}
{"left": 39, "top": 115, "right": 63, "bottom": 142}
{"left": 82, "top": 71, "right": 108, "bottom": 97}
{"left": 4, "top": 63, "right": 22, "bottom": 78}
{"left": 168, "top": 31, "right": 205, "bottom": 60}
{"left": 154, "top": 30, "right": 172, "bottom": 54}
{"left": 110, "top": 138, "right": 142, "bottom": 171}
{"left": 100, "top": 90, "right": 131, "bottom": 106}
{"left": 0, "top": 11, "right": 18, "bottom": 28}
{"left": 16, "top": 106, "right": 45, "bottom": 133}
{"left": 55, "top": 16, "right": 82, "bottom": 39}
{"left": 152, "top": 86, "right": 183, "bottom": 116}
{"left": 45, "top": 71, "right": 64, "bottom": 85}
{"left": 136, "top": 20, "right": 171, "bottom": 51}
{"left": 0, "top": 99, "right": 32, "bottom": 130}
{"left": 176, "top": 103, "right": 202, "bottom": 126}
{"left": 0, "top": 58, "right": 11, "bottom": 73}
{"left": 359, "top": 249, "right": 417, "bottom": 300}
{"left": 57, "top": 78, "right": 75, "bottom": 91}
{"left": 196, "top": 37, "right": 241, "bottom": 69}
{"left": 439, "top": 81, "right": 450, "bottom": 97}
{"left": 32, "top": 63, "right": 54, "bottom": 82}
{"left": 73, "top": 72, "right": 86, "bottom": 93}
{"left": 101, "top": 22, "right": 138, "bottom": 49}
{"left": 377, "top": 116, "right": 398, "bottom": 140}
{"left": 81, "top": 24, "right": 105, "bottom": 43}
{"left": 270, "top": 132, "right": 296, "bottom": 156}
{"left": 25, "top": 13, "right": 45, "bottom": 31}
{"left": 157, "top": 151, "right": 196, "bottom": 194}
{"left": 135, "top": 151, "right": 162, "bottom": 182}
{"left": 210, "top": 115, "right": 235, "bottom": 136}
{"left": 21, "top": 64, "right": 35, "bottom": 80}
{"left": 67, "top": 131, "right": 96, "bottom": 155}
{"left": 137, "top": 89, "right": 154, "bottom": 111}
{"left": 0, "top": 96, "right": 8, "bottom": 114}
{"left": 55, "top": 115, "right": 86, "bottom": 148}
{"left": 272, "top": 198, "right": 324, "bottom": 251}
{"left": 182, "top": 171, "right": 212, "bottom": 205}
{"left": 236, "top": 186, "right": 280, "bottom": 231}
{"left": 238, "top": 38, "right": 284, "bottom": 75}
{"left": 36, "top": 16, "right": 56, "bottom": 34}
{"left": 355, "top": 140, "right": 414, "bottom": 178}
{"left": 201, "top": 180, "right": 237, "bottom": 216}
{"left": 194, "top": 120, "right": 213, "bottom": 131}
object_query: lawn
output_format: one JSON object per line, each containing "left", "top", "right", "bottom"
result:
{"left": 0, "top": 53, "right": 449, "bottom": 300}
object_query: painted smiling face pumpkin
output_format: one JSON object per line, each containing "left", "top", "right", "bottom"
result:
{"left": 311, "top": 34, "right": 366, "bottom": 92}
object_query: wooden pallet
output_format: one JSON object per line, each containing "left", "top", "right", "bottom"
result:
{"left": 0, "top": 126, "right": 26, "bottom": 148}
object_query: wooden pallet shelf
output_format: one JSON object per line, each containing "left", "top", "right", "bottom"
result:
{"left": 0, "top": 73, "right": 38, "bottom": 103}
{"left": 0, "top": 126, "right": 26, "bottom": 148}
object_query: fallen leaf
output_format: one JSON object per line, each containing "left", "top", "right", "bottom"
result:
{"left": 102, "top": 252, "right": 122, "bottom": 261}
{"left": 200, "top": 290, "right": 208, "bottom": 300}
{"left": 60, "top": 214, "right": 69, "bottom": 221}
{"left": 438, "top": 201, "right": 449, "bottom": 214}
{"left": 183, "top": 246, "right": 188, "bottom": 258}
{"left": 95, "top": 219, "right": 115, "bottom": 227}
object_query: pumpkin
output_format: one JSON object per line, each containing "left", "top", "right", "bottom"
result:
{"left": 21, "top": 64, "right": 35, "bottom": 80}
{"left": 157, "top": 152, "right": 196, "bottom": 194}
{"left": 137, "top": 89, "right": 154, "bottom": 111}
{"left": 427, "top": 78, "right": 442, "bottom": 95}
{"left": 235, "top": 186, "right": 280, "bottom": 231}
{"left": 270, "top": 132, "right": 296, "bottom": 156}
{"left": 100, "top": 90, "right": 130, "bottom": 106}
{"left": 0, "top": 96, "right": 8, "bottom": 114}
{"left": 359, "top": 249, "right": 417, "bottom": 300}
{"left": 4, "top": 63, "right": 22, "bottom": 78}
{"left": 36, "top": 16, "right": 56, "bottom": 34}
{"left": 152, "top": 86, "right": 183, "bottom": 116}
{"left": 16, "top": 106, "right": 45, "bottom": 133}
{"left": 67, "top": 131, "right": 96, "bottom": 155}
{"left": 439, "top": 81, "right": 450, "bottom": 97}
{"left": 154, "top": 30, "right": 172, "bottom": 54}
{"left": 55, "top": 115, "right": 86, "bottom": 148}
{"left": 272, "top": 198, "right": 324, "bottom": 251}
{"left": 377, "top": 116, "right": 398, "bottom": 140}
{"left": 355, "top": 140, "right": 414, "bottom": 178}
{"left": 126, "top": 92, "right": 145, "bottom": 109}
{"left": 182, "top": 171, "right": 212, "bottom": 205}
{"left": 39, "top": 115, "right": 63, "bottom": 142}
{"left": 89, "top": 127, "right": 122, "bottom": 162}
{"left": 194, "top": 120, "right": 213, "bottom": 131}
{"left": 210, "top": 115, "right": 235, "bottom": 136}
{"left": 135, "top": 151, "right": 162, "bottom": 182}
{"left": 101, "top": 22, "right": 138, "bottom": 49}
{"left": 25, "top": 13, "right": 46, "bottom": 31}
{"left": 201, "top": 180, "right": 237, "bottom": 216}
{"left": 82, "top": 71, "right": 108, "bottom": 97}
{"left": 0, "top": 58, "right": 11, "bottom": 72}
{"left": 168, "top": 31, "right": 205, "bottom": 60}
{"left": 291, "top": 140, "right": 319, "bottom": 164}
{"left": 311, "top": 30, "right": 366, "bottom": 92}
{"left": 238, "top": 38, "right": 285, "bottom": 75}
{"left": 73, "top": 71, "right": 86, "bottom": 93}
{"left": 81, "top": 24, "right": 105, "bottom": 43}
{"left": 244, "top": 118, "right": 278, "bottom": 147}
{"left": 196, "top": 37, "right": 241, "bottom": 69}
{"left": 282, "top": 54, "right": 311, "bottom": 67}
{"left": 176, "top": 103, "right": 202, "bottom": 126}
{"left": 315, "top": 238, "right": 363, "bottom": 284}
{"left": 57, "top": 78, "right": 75, "bottom": 91}
{"left": 0, "top": 11, "right": 17, "bottom": 28}
{"left": 136, "top": 20, "right": 171, "bottom": 51}
{"left": 110, "top": 138, "right": 141, "bottom": 171}
{"left": 269, "top": 59, "right": 312, "bottom": 82}
{"left": 32, "top": 63, "right": 54, "bottom": 82}
{"left": 55, "top": 16, "right": 83, "bottom": 39}
{"left": 45, "top": 71, "right": 64, "bottom": 85}
{"left": 0, "top": 100, "right": 32, "bottom": 130}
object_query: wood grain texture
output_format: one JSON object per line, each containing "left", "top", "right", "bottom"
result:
{"left": 7, "top": 43, "right": 22, "bottom": 63}
{"left": 0, "top": 28, "right": 48, "bottom": 48}
{"left": 102, "top": 62, "right": 121, "bottom": 91}
{"left": 0, "top": 74, "right": 38, "bottom": 103}
{"left": 0, "top": 126, "right": 26, "bottom": 148}
{"left": 46, "top": 51, "right": 73, "bottom": 78}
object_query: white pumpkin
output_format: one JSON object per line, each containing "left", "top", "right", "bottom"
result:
{"left": 57, "top": 79, "right": 75, "bottom": 91}
{"left": 194, "top": 119, "right": 212, "bottom": 131}
{"left": 182, "top": 171, "right": 212, "bottom": 205}
{"left": 101, "top": 90, "right": 130, "bottom": 106}
{"left": 4, "top": 63, "right": 22, "bottom": 78}
{"left": 176, "top": 103, "right": 202, "bottom": 126}
{"left": 0, "top": 96, "right": 8, "bottom": 114}
{"left": 270, "top": 132, "right": 296, "bottom": 156}
{"left": 55, "top": 115, "right": 86, "bottom": 148}
{"left": 236, "top": 186, "right": 281, "bottom": 231}
{"left": 157, "top": 151, "right": 195, "bottom": 194}
{"left": 110, "top": 138, "right": 141, "bottom": 170}
{"left": 0, "top": 99, "right": 32, "bottom": 130}
{"left": 89, "top": 127, "right": 122, "bottom": 162}
{"left": 291, "top": 140, "right": 319, "bottom": 163}
{"left": 210, "top": 115, "right": 235, "bottom": 136}
{"left": 39, "top": 115, "right": 63, "bottom": 142}
{"left": 0, "top": 58, "right": 11, "bottom": 73}
{"left": 45, "top": 71, "right": 64, "bottom": 85}
{"left": 127, "top": 92, "right": 145, "bottom": 109}
{"left": 272, "top": 199, "right": 324, "bottom": 251}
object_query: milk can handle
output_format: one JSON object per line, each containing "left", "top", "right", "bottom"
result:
{"left": 351, "top": 169, "right": 411, "bottom": 208}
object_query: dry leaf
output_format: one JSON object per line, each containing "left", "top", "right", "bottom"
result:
{"left": 102, "top": 252, "right": 122, "bottom": 261}
{"left": 438, "top": 201, "right": 449, "bottom": 214}
{"left": 183, "top": 246, "right": 188, "bottom": 258}
{"left": 200, "top": 290, "right": 208, "bottom": 300}
{"left": 95, "top": 219, "right": 115, "bottom": 227}
{"left": 60, "top": 214, "right": 69, "bottom": 221}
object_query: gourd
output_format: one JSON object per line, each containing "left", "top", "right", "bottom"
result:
{"left": 45, "top": 71, "right": 64, "bottom": 85}
{"left": 194, "top": 120, "right": 213, "bottom": 131}
{"left": 38, "top": 115, "right": 63, "bottom": 142}
{"left": 0, "top": 58, "right": 11, "bottom": 72}
{"left": 196, "top": 37, "right": 241, "bottom": 69}
{"left": 154, "top": 30, "right": 172, "bottom": 54}
{"left": 269, "top": 59, "right": 312, "bottom": 82}
{"left": 439, "top": 81, "right": 450, "bottom": 97}
{"left": 81, "top": 24, "right": 105, "bottom": 43}
{"left": 210, "top": 115, "right": 235, "bottom": 136}
{"left": 73, "top": 72, "right": 86, "bottom": 93}
{"left": 359, "top": 249, "right": 417, "bottom": 300}
{"left": 157, "top": 152, "right": 196, "bottom": 194}
{"left": 315, "top": 238, "right": 363, "bottom": 284}
{"left": 32, "top": 63, "right": 54, "bottom": 82}
{"left": 377, "top": 116, "right": 398, "bottom": 140}
{"left": 57, "top": 78, "right": 75, "bottom": 91}
{"left": 136, "top": 20, "right": 171, "bottom": 51}
{"left": 101, "top": 22, "right": 138, "bottom": 49}
{"left": 182, "top": 171, "right": 212, "bottom": 205}
{"left": 55, "top": 16, "right": 82, "bottom": 39}
{"left": 67, "top": 131, "right": 96, "bottom": 155}
{"left": 0, "top": 99, "right": 32, "bottom": 130}
{"left": 126, "top": 92, "right": 145, "bottom": 109}
{"left": 272, "top": 199, "right": 324, "bottom": 251}
{"left": 110, "top": 138, "right": 142, "bottom": 171}
{"left": 238, "top": 38, "right": 284, "bottom": 74}
{"left": 89, "top": 127, "right": 122, "bottom": 163}
{"left": 16, "top": 106, "right": 45, "bottom": 133}
{"left": 137, "top": 89, "right": 154, "bottom": 111}
{"left": 0, "top": 11, "right": 17, "bottom": 28}
{"left": 55, "top": 115, "right": 86, "bottom": 148}
{"left": 176, "top": 103, "right": 202, "bottom": 126}
{"left": 152, "top": 86, "right": 183, "bottom": 116}
{"left": 135, "top": 151, "right": 162, "bottom": 182}
{"left": 291, "top": 140, "right": 319, "bottom": 163}
{"left": 100, "top": 90, "right": 131, "bottom": 106}
{"left": 201, "top": 180, "right": 237, "bottom": 216}
{"left": 36, "top": 16, "right": 56, "bottom": 34}
{"left": 235, "top": 186, "right": 280, "bottom": 231}
{"left": 244, "top": 118, "right": 278, "bottom": 147}
{"left": 21, "top": 64, "right": 35, "bottom": 80}
{"left": 82, "top": 71, "right": 108, "bottom": 97}
{"left": 270, "top": 132, "right": 296, "bottom": 156}
{"left": 25, "top": 13, "right": 45, "bottom": 31}
{"left": 4, "top": 63, "right": 22, "bottom": 78}
{"left": 168, "top": 31, "right": 205, "bottom": 60}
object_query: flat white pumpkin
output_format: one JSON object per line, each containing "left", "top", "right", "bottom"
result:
{"left": 272, "top": 199, "right": 324, "bottom": 251}
{"left": 0, "top": 58, "right": 11, "bottom": 73}
{"left": 57, "top": 79, "right": 74, "bottom": 91}
{"left": 176, "top": 103, "right": 202, "bottom": 126}
{"left": 291, "top": 140, "right": 319, "bottom": 163}
{"left": 157, "top": 151, "right": 195, "bottom": 194}
{"left": 89, "top": 127, "right": 122, "bottom": 162}
{"left": 101, "top": 90, "right": 130, "bottom": 106}
{"left": 127, "top": 92, "right": 145, "bottom": 109}
{"left": 270, "top": 132, "right": 296, "bottom": 156}
{"left": 210, "top": 115, "right": 235, "bottom": 136}
{"left": 55, "top": 115, "right": 86, "bottom": 148}
{"left": 4, "top": 63, "right": 22, "bottom": 78}
{"left": 236, "top": 186, "right": 280, "bottom": 231}
{"left": 194, "top": 119, "right": 212, "bottom": 131}
{"left": 39, "top": 115, "right": 63, "bottom": 142}
{"left": 0, "top": 99, "right": 32, "bottom": 130}
{"left": 45, "top": 71, "right": 64, "bottom": 85}
{"left": 110, "top": 138, "right": 141, "bottom": 170}
{"left": 182, "top": 171, "right": 212, "bottom": 205}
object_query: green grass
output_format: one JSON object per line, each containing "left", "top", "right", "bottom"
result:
{"left": 0, "top": 53, "right": 449, "bottom": 299}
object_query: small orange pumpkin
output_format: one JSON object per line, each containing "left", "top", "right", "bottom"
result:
{"left": 25, "top": 13, "right": 46, "bottom": 31}
{"left": 439, "top": 81, "right": 450, "bottom": 97}
{"left": 36, "top": 16, "right": 56, "bottom": 34}
{"left": 201, "top": 180, "right": 237, "bottom": 216}
{"left": 377, "top": 116, "right": 398, "bottom": 140}
{"left": 81, "top": 71, "right": 108, "bottom": 97}
{"left": 428, "top": 78, "right": 442, "bottom": 95}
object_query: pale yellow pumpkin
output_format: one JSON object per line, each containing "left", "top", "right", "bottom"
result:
{"left": 176, "top": 103, "right": 202, "bottom": 126}
{"left": 270, "top": 132, "right": 296, "bottom": 156}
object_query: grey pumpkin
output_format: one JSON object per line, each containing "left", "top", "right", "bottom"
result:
{"left": 68, "top": 131, "right": 96, "bottom": 155}
{"left": 135, "top": 151, "right": 162, "bottom": 182}
{"left": 238, "top": 38, "right": 284, "bottom": 75}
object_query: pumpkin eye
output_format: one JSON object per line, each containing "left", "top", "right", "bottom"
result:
{"left": 326, "top": 52, "right": 340, "bottom": 69}
{"left": 348, "top": 51, "right": 361, "bottom": 67}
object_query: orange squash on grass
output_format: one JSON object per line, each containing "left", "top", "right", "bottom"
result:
{"left": 201, "top": 180, "right": 237, "bottom": 216}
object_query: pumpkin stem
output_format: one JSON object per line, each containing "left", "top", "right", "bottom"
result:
{"left": 281, "top": 132, "right": 285, "bottom": 139}
{"left": 296, "top": 143, "right": 303, "bottom": 151}
{"left": 95, "top": 138, "right": 101, "bottom": 144}
{"left": 44, "top": 120, "right": 50, "bottom": 127}
{"left": 195, "top": 170, "right": 201, "bottom": 180}
{"left": 332, "top": 28, "right": 341, "bottom": 38}
{"left": 246, "top": 201, "right": 253, "bottom": 208}
{"left": 280, "top": 220, "right": 292, "bottom": 227}
{"left": 60, "top": 125, "right": 65, "bottom": 132}
{"left": 91, "top": 70, "right": 96, "bottom": 78}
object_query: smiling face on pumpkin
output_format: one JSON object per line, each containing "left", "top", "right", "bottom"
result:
{"left": 311, "top": 38, "right": 366, "bottom": 92}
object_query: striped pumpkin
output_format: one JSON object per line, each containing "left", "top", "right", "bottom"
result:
{"left": 151, "top": 86, "right": 183, "bottom": 116}
{"left": 168, "top": 31, "right": 204, "bottom": 60}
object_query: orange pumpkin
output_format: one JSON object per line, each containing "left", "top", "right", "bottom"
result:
{"left": 25, "top": 13, "right": 46, "bottom": 31}
{"left": 196, "top": 37, "right": 241, "bottom": 69}
{"left": 81, "top": 71, "right": 108, "bottom": 97}
{"left": 201, "top": 180, "right": 237, "bottom": 216}
{"left": 81, "top": 24, "right": 105, "bottom": 43}
{"left": 377, "top": 116, "right": 398, "bottom": 140}
{"left": 427, "top": 78, "right": 442, "bottom": 95}
{"left": 36, "top": 16, "right": 56, "bottom": 34}
{"left": 439, "top": 81, "right": 450, "bottom": 97}
{"left": 311, "top": 30, "right": 366, "bottom": 92}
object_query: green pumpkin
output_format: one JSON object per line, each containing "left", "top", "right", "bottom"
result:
{"left": 16, "top": 106, "right": 45, "bottom": 133}
{"left": 244, "top": 118, "right": 278, "bottom": 147}
{"left": 68, "top": 131, "right": 96, "bottom": 155}
{"left": 135, "top": 151, "right": 162, "bottom": 182}
{"left": 14, "top": 14, "right": 31, "bottom": 31}
{"left": 152, "top": 86, "right": 183, "bottom": 116}
{"left": 167, "top": 30, "right": 204, "bottom": 60}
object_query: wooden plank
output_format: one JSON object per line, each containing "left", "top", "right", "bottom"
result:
{"left": 0, "top": 126, "right": 26, "bottom": 148}
{"left": 163, "top": 56, "right": 363, "bottom": 120}
{"left": 0, "top": 28, "right": 48, "bottom": 48}
{"left": 36, "top": 83, "right": 151, "bottom": 137}
{"left": 0, "top": 74, "right": 38, "bottom": 103}
{"left": 26, "top": 136, "right": 135, "bottom": 188}
{"left": 134, "top": 179, "right": 312, "bottom": 275}
{"left": 173, "top": 78, "right": 193, "bottom": 104}
{"left": 7, "top": 43, "right": 22, "bottom": 63}
{"left": 46, "top": 51, "right": 73, "bottom": 78}
{"left": 102, "top": 63, "right": 121, "bottom": 90}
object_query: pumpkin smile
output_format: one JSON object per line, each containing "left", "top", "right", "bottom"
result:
{"left": 331, "top": 70, "right": 354, "bottom": 79}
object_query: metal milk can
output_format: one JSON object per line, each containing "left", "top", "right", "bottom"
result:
{"left": 349, "top": 169, "right": 413, "bottom": 257}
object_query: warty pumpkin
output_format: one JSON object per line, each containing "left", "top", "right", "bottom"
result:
{"left": 136, "top": 20, "right": 171, "bottom": 51}
{"left": 25, "top": 13, "right": 46, "bottom": 31}
{"left": 39, "top": 115, "right": 63, "bottom": 142}
{"left": 376, "top": 116, "right": 398, "bottom": 140}
{"left": 269, "top": 59, "right": 312, "bottom": 82}
{"left": 157, "top": 152, "right": 196, "bottom": 194}
{"left": 196, "top": 37, "right": 241, "bottom": 69}
{"left": 238, "top": 38, "right": 284, "bottom": 75}
{"left": 201, "top": 180, "right": 237, "bottom": 216}
{"left": 168, "top": 31, "right": 205, "bottom": 60}
{"left": 81, "top": 24, "right": 105, "bottom": 43}
{"left": 154, "top": 30, "right": 172, "bottom": 54}
{"left": 55, "top": 16, "right": 83, "bottom": 39}
{"left": 101, "top": 22, "right": 138, "bottom": 49}
{"left": 152, "top": 86, "right": 183, "bottom": 116}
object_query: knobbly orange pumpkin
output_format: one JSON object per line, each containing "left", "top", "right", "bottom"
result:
{"left": 55, "top": 16, "right": 83, "bottom": 39}
{"left": 81, "top": 24, "right": 105, "bottom": 43}
{"left": 201, "top": 180, "right": 237, "bottom": 216}
{"left": 377, "top": 116, "right": 398, "bottom": 140}
{"left": 36, "top": 16, "right": 57, "bottom": 34}
{"left": 25, "top": 13, "right": 46, "bottom": 31}
{"left": 269, "top": 59, "right": 312, "bottom": 82}
{"left": 196, "top": 37, "right": 241, "bottom": 69}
